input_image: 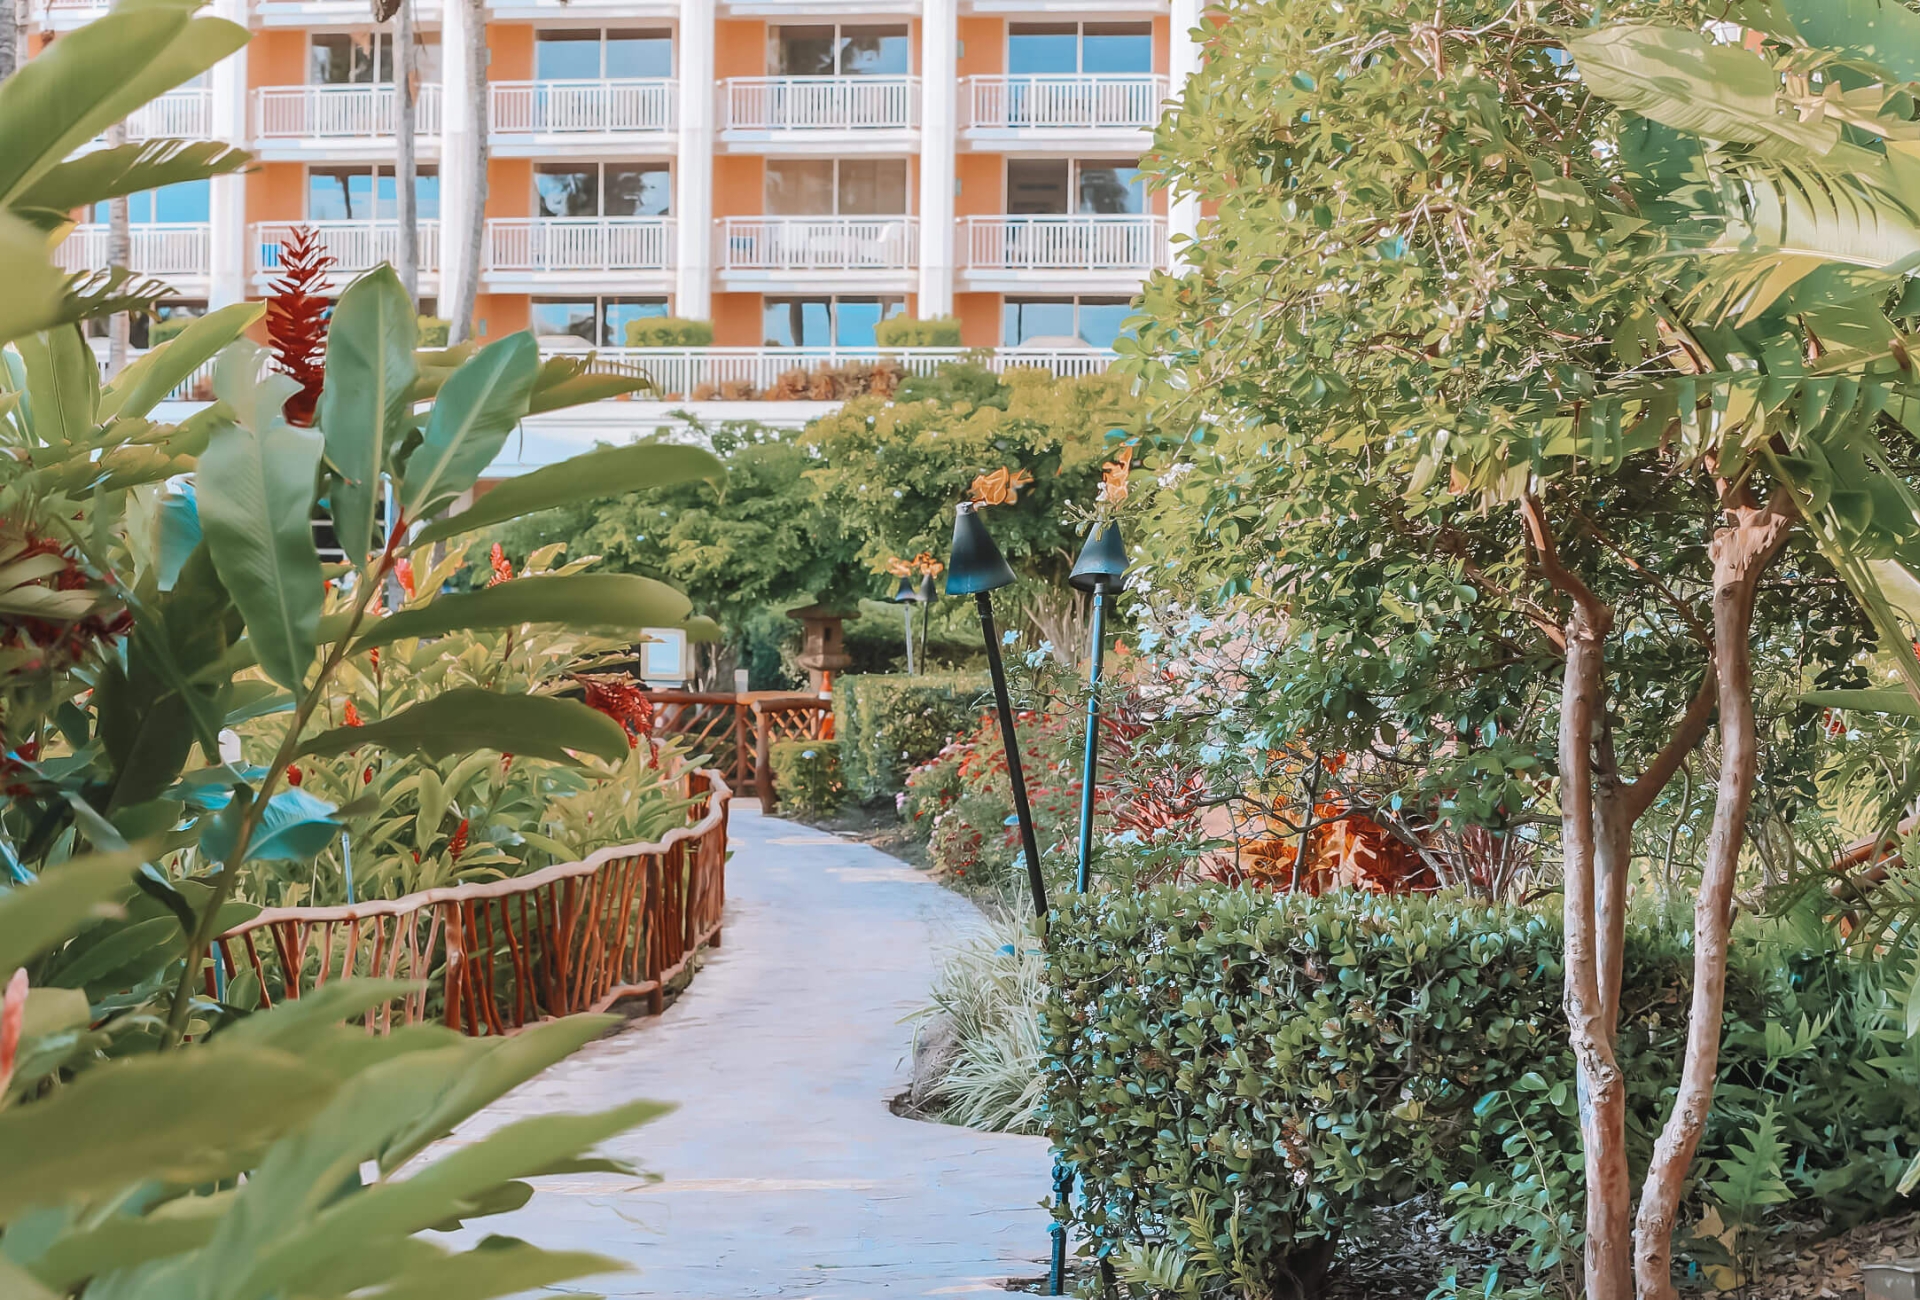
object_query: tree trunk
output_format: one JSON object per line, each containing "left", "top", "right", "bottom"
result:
{"left": 0, "top": 0, "right": 19, "bottom": 81}
{"left": 447, "top": 0, "right": 487, "bottom": 343}
{"left": 1632, "top": 500, "right": 1792, "bottom": 1300}
{"left": 105, "top": 121, "right": 131, "bottom": 378}
{"left": 394, "top": 0, "right": 418, "bottom": 309}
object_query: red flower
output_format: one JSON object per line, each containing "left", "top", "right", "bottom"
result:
{"left": 362, "top": 765, "right": 374, "bottom": 784}
{"left": 0, "top": 968, "right": 26, "bottom": 1094}
{"left": 448, "top": 818, "right": 470, "bottom": 858}
{"left": 286, "top": 764, "right": 303, "bottom": 786}
{"left": 488, "top": 544, "right": 514, "bottom": 587}
{"left": 578, "top": 676, "right": 657, "bottom": 764}
{"left": 264, "top": 225, "right": 336, "bottom": 427}
{"left": 343, "top": 701, "right": 364, "bottom": 728}
{"left": 395, "top": 557, "right": 417, "bottom": 600}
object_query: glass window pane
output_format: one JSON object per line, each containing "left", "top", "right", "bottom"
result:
{"left": 833, "top": 298, "right": 883, "bottom": 347}
{"left": 153, "top": 179, "right": 210, "bottom": 224}
{"left": 531, "top": 299, "right": 597, "bottom": 342}
{"left": 1075, "top": 298, "right": 1131, "bottom": 348}
{"left": 1082, "top": 23, "right": 1153, "bottom": 73}
{"left": 411, "top": 33, "right": 442, "bottom": 82}
{"left": 308, "top": 168, "right": 367, "bottom": 220}
{"left": 1076, "top": 162, "right": 1143, "bottom": 214}
{"left": 606, "top": 29, "right": 672, "bottom": 77}
{"left": 775, "top": 26, "right": 835, "bottom": 76}
{"left": 602, "top": 165, "right": 670, "bottom": 216}
{"left": 535, "top": 165, "right": 599, "bottom": 217}
{"left": 763, "top": 298, "right": 831, "bottom": 347}
{"left": 310, "top": 34, "right": 353, "bottom": 84}
{"left": 413, "top": 167, "right": 440, "bottom": 220}
{"left": 1007, "top": 159, "right": 1069, "bottom": 214}
{"left": 765, "top": 160, "right": 833, "bottom": 215}
{"left": 536, "top": 30, "right": 603, "bottom": 80}
{"left": 1003, "top": 298, "right": 1075, "bottom": 344}
{"left": 835, "top": 159, "right": 907, "bottom": 215}
{"left": 838, "top": 26, "right": 908, "bottom": 75}
{"left": 603, "top": 297, "right": 668, "bottom": 346}
{"left": 1007, "top": 23, "right": 1077, "bottom": 74}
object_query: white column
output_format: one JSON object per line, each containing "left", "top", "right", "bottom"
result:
{"left": 674, "top": 0, "right": 714, "bottom": 320}
{"left": 439, "top": 0, "right": 478, "bottom": 320}
{"left": 208, "top": 0, "right": 248, "bottom": 307}
{"left": 915, "top": 0, "right": 956, "bottom": 317}
{"left": 1166, "top": 0, "right": 1203, "bottom": 271}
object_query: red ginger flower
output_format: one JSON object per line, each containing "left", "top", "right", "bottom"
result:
{"left": 264, "top": 225, "right": 335, "bottom": 427}
{"left": 343, "top": 700, "right": 364, "bottom": 727}
{"left": 579, "top": 676, "right": 658, "bottom": 765}
{"left": 448, "top": 818, "right": 470, "bottom": 858}
{"left": 395, "top": 557, "right": 417, "bottom": 600}
{"left": 488, "top": 544, "right": 514, "bottom": 587}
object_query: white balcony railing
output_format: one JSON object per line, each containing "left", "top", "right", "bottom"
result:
{"left": 964, "top": 75, "right": 1167, "bottom": 131}
{"left": 559, "top": 345, "right": 1116, "bottom": 399}
{"left": 252, "top": 221, "right": 442, "bottom": 275}
{"left": 490, "top": 79, "right": 676, "bottom": 134}
{"left": 962, "top": 215, "right": 1166, "bottom": 271}
{"left": 253, "top": 84, "right": 444, "bottom": 139}
{"left": 721, "top": 76, "right": 919, "bottom": 132}
{"left": 56, "top": 224, "right": 212, "bottom": 278}
{"left": 485, "top": 217, "right": 674, "bottom": 272}
{"left": 718, "top": 216, "right": 917, "bottom": 273}
{"left": 126, "top": 88, "right": 215, "bottom": 139}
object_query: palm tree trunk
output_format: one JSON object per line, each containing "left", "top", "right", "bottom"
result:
{"left": 394, "top": 0, "right": 418, "bottom": 309}
{"left": 105, "top": 121, "right": 131, "bottom": 378}
{"left": 447, "top": 0, "right": 487, "bottom": 342}
{"left": 0, "top": 0, "right": 19, "bottom": 81}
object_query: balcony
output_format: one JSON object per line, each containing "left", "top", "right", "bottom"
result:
{"left": 125, "top": 88, "right": 215, "bottom": 141}
{"left": 959, "top": 214, "right": 1165, "bottom": 290}
{"left": 252, "top": 85, "right": 443, "bottom": 159}
{"left": 718, "top": 216, "right": 916, "bottom": 287}
{"left": 29, "top": 0, "right": 108, "bottom": 31}
{"left": 962, "top": 75, "right": 1166, "bottom": 144}
{"left": 484, "top": 217, "right": 674, "bottom": 288}
{"left": 489, "top": 80, "right": 676, "bottom": 153}
{"left": 55, "top": 224, "right": 211, "bottom": 284}
{"left": 719, "top": 77, "right": 919, "bottom": 151}
{"left": 252, "top": 221, "right": 441, "bottom": 282}
{"left": 557, "top": 345, "right": 1116, "bottom": 402}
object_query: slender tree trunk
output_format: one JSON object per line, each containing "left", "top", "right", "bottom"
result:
{"left": 0, "top": 0, "right": 19, "bottom": 80}
{"left": 394, "top": 0, "right": 418, "bottom": 309}
{"left": 447, "top": 0, "right": 487, "bottom": 343}
{"left": 1632, "top": 500, "right": 1792, "bottom": 1300}
{"left": 105, "top": 121, "right": 132, "bottom": 377}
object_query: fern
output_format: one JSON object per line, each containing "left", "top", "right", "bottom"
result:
{"left": 1709, "top": 1107, "right": 1793, "bottom": 1223}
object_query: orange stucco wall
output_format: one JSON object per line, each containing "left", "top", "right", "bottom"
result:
{"left": 957, "top": 17, "right": 1000, "bottom": 76}
{"left": 473, "top": 293, "right": 528, "bottom": 340}
{"left": 251, "top": 29, "right": 306, "bottom": 87}
{"left": 1152, "top": 16, "right": 1170, "bottom": 73}
{"left": 715, "top": 19, "right": 764, "bottom": 78}
{"left": 956, "top": 293, "right": 999, "bottom": 347}
{"left": 490, "top": 23, "right": 533, "bottom": 81}
{"left": 248, "top": 162, "right": 306, "bottom": 223}
{"left": 712, "top": 293, "right": 760, "bottom": 345}
{"left": 954, "top": 153, "right": 1000, "bottom": 217}
{"left": 489, "top": 158, "right": 532, "bottom": 218}
{"left": 714, "top": 154, "right": 763, "bottom": 219}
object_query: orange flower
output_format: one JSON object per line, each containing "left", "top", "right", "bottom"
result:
{"left": 970, "top": 466, "right": 1034, "bottom": 507}
{"left": 343, "top": 701, "right": 364, "bottom": 728}
{"left": 911, "top": 551, "right": 944, "bottom": 577}
{"left": 395, "top": 557, "right": 417, "bottom": 600}
{"left": 1098, "top": 446, "right": 1134, "bottom": 505}
{"left": 488, "top": 543, "right": 514, "bottom": 587}
{"left": 886, "top": 555, "right": 913, "bottom": 578}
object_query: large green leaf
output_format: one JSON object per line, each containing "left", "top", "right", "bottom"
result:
{"left": 525, "top": 353, "right": 651, "bottom": 415}
{"left": 351, "top": 573, "right": 692, "bottom": 652}
{"left": 0, "top": 2, "right": 248, "bottom": 209}
{"left": 0, "top": 848, "right": 147, "bottom": 975}
{"left": 0, "top": 215, "right": 71, "bottom": 348}
{"left": 1801, "top": 687, "right": 1920, "bottom": 716}
{"left": 1748, "top": 0, "right": 1920, "bottom": 87}
{"left": 13, "top": 140, "right": 249, "bottom": 233}
{"left": 319, "top": 267, "right": 419, "bottom": 563}
{"left": 398, "top": 332, "right": 537, "bottom": 523}
{"left": 15, "top": 324, "right": 99, "bottom": 460}
{"left": 99, "top": 301, "right": 263, "bottom": 424}
{"left": 409, "top": 442, "right": 724, "bottom": 548}
{"left": 353, "top": 1241, "right": 626, "bottom": 1300}
{"left": 197, "top": 344, "right": 325, "bottom": 692}
{"left": 299, "top": 689, "right": 631, "bottom": 765}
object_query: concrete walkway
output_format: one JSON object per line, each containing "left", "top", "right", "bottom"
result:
{"left": 455, "top": 802, "right": 1054, "bottom": 1298}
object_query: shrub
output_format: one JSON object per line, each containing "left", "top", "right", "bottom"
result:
{"left": 876, "top": 314, "right": 962, "bottom": 348}
{"left": 769, "top": 738, "right": 844, "bottom": 819}
{"left": 147, "top": 312, "right": 195, "bottom": 346}
{"left": 1044, "top": 887, "right": 1920, "bottom": 1298}
{"left": 416, "top": 314, "right": 449, "bottom": 346}
{"left": 835, "top": 672, "right": 987, "bottom": 802}
{"left": 625, "top": 316, "right": 714, "bottom": 347}
{"left": 922, "top": 913, "right": 1047, "bottom": 1133}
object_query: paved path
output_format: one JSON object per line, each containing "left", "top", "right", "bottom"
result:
{"left": 456, "top": 802, "right": 1053, "bottom": 1298}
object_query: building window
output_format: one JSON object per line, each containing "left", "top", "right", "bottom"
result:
{"left": 534, "top": 163, "right": 671, "bottom": 217}
{"left": 531, "top": 296, "right": 667, "bottom": 347}
{"left": 1005, "top": 159, "right": 1144, "bottom": 215}
{"left": 308, "top": 33, "right": 441, "bottom": 84}
{"left": 1004, "top": 296, "right": 1133, "bottom": 348}
{"left": 308, "top": 166, "right": 440, "bottom": 221}
{"left": 1007, "top": 22, "right": 1152, "bottom": 75}
{"left": 535, "top": 28, "right": 672, "bottom": 80}
{"left": 763, "top": 296, "right": 904, "bottom": 348}
{"left": 95, "top": 179, "right": 209, "bottom": 225}
{"left": 764, "top": 159, "right": 908, "bottom": 215}
{"left": 771, "top": 24, "right": 909, "bottom": 76}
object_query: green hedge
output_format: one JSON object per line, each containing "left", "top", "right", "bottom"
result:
{"left": 625, "top": 316, "right": 714, "bottom": 347}
{"left": 875, "top": 315, "right": 962, "bottom": 348}
{"left": 834, "top": 673, "right": 987, "bottom": 803}
{"left": 768, "top": 739, "right": 843, "bottom": 819}
{"left": 1044, "top": 887, "right": 1920, "bottom": 1296}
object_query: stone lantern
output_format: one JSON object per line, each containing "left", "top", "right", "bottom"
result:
{"left": 786, "top": 601, "right": 856, "bottom": 695}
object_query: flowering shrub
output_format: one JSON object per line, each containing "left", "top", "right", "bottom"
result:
{"left": 834, "top": 672, "right": 987, "bottom": 801}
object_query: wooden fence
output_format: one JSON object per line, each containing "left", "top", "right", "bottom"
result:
{"left": 648, "top": 690, "right": 831, "bottom": 810}
{"left": 210, "top": 770, "right": 732, "bottom": 1035}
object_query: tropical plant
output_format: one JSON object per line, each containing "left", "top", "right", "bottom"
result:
{"left": 920, "top": 913, "right": 1046, "bottom": 1134}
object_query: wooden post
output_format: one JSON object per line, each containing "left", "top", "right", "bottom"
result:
{"left": 754, "top": 703, "right": 775, "bottom": 812}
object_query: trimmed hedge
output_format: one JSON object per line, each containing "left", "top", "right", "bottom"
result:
{"left": 1044, "top": 887, "right": 1920, "bottom": 1297}
{"left": 875, "top": 315, "right": 963, "bottom": 348}
{"left": 834, "top": 673, "right": 987, "bottom": 803}
{"left": 768, "top": 739, "right": 843, "bottom": 819}
{"left": 625, "top": 316, "right": 714, "bottom": 347}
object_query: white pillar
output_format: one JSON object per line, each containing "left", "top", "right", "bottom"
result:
{"left": 208, "top": 0, "right": 248, "bottom": 307}
{"left": 915, "top": 0, "right": 956, "bottom": 317}
{"left": 674, "top": 0, "right": 715, "bottom": 321}
{"left": 1166, "top": 0, "right": 1203, "bottom": 272}
{"left": 439, "top": 0, "right": 478, "bottom": 322}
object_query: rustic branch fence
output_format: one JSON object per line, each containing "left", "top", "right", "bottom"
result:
{"left": 211, "top": 770, "right": 733, "bottom": 1035}
{"left": 648, "top": 690, "right": 831, "bottom": 810}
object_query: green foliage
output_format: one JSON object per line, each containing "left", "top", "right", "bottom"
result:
{"left": 623, "top": 317, "right": 713, "bottom": 347}
{"left": 416, "top": 315, "right": 449, "bottom": 347}
{"left": 874, "top": 315, "right": 961, "bottom": 348}
{"left": 921, "top": 913, "right": 1046, "bottom": 1133}
{"left": 768, "top": 739, "right": 843, "bottom": 820}
{"left": 834, "top": 672, "right": 986, "bottom": 803}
